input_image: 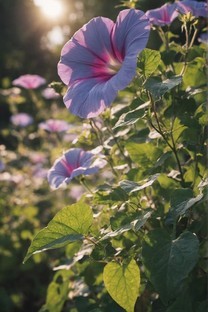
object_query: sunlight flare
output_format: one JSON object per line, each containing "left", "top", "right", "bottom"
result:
{"left": 34, "top": 0, "right": 64, "bottom": 20}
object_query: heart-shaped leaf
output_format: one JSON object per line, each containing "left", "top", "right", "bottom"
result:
{"left": 103, "top": 259, "right": 140, "bottom": 312}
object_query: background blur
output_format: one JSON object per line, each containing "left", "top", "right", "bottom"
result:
{"left": 0, "top": 0, "right": 194, "bottom": 311}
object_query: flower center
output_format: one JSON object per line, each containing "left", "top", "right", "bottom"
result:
{"left": 61, "top": 159, "right": 75, "bottom": 176}
{"left": 106, "top": 57, "right": 122, "bottom": 75}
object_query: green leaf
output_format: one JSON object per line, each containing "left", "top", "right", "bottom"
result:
{"left": 40, "top": 270, "right": 70, "bottom": 312}
{"left": 101, "top": 210, "right": 152, "bottom": 240}
{"left": 101, "top": 223, "right": 132, "bottom": 241}
{"left": 144, "top": 76, "right": 182, "bottom": 99}
{"left": 133, "top": 210, "right": 152, "bottom": 232}
{"left": 113, "top": 102, "right": 149, "bottom": 129}
{"left": 138, "top": 48, "right": 161, "bottom": 77}
{"left": 125, "top": 142, "right": 162, "bottom": 168}
{"left": 166, "top": 287, "right": 193, "bottom": 312}
{"left": 24, "top": 202, "right": 93, "bottom": 262}
{"left": 154, "top": 151, "right": 172, "bottom": 168}
{"left": 103, "top": 259, "right": 140, "bottom": 312}
{"left": 182, "top": 58, "right": 206, "bottom": 88}
{"left": 94, "top": 184, "right": 129, "bottom": 204}
{"left": 171, "top": 118, "right": 187, "bottom": 143}
{"left": 168, "top": 189, "right": 203, "bottom": 221}
{"left": 142, "top": 230, "right": 199, "bottom": 304}
{"left": 195, "top": 103, "right": 208, "bottom": 126}
{"left": 119, "top": 174, "right": 160, "bottom": 194}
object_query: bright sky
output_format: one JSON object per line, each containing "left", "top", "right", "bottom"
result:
{"left": 33, "top": 0, "right": 64, "bottom": 20}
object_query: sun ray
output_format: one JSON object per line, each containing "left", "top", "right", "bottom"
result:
{"left": 34, "top": 0, "right": 64, "bottom": 20}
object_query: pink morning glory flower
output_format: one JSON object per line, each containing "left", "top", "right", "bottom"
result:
{"left": 10, "top": 113, "right": 33, "bottom": 127}
{"left": 146, "top": 3, "right": 179, "bottom": 26}
{"left": 58, "top": 9, "right": 150, "bottom": 118}
{"left": 29, "top": 152, "right": 47, "bottom": 164}
{"left": 39, "top": 119, "right": 71, "bottom": 133}
{"left": 176, "top": 0, "right": 208, "bottom": 17}
{"left": 48, "top": 148, "right": 106, "bottom": 189}
{"left": 42, "top": 87, "right": 60, "bottom": 99}
{"left": 12, "top": 74, "right": 46, "bottom": 89}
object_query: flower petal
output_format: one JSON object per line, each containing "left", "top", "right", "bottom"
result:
{"left": 47, "top": 148, "right": 104, "bottom": 189}
{"left": 58, "top": 17, "right": 115, "bottom": 85}
{"left": 47, "top": 148, "right": 93, "bottom": 188}
{"left": 111, "top": 9, "right": 150, "bottom": 58}
{"left": 63, "top": 78, "right": 118, "bottom": 118}
{"left": 177, "top": 0, "right": 208, "bottom": 17}
{"left": 109, "top": 56, "right": 137, "bottom": 92}
{"left": 146, "top": 3, "right": 178, "bottom": 26}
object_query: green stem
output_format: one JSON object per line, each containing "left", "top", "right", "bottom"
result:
{"left": 149, "top": 93, "right": 185, "bottom": 186}
{"left": 172, "top": 218, "right": 177, "bottom": 240}
{"left": 189, "top": 27, "right": 198, "bottom": 48}
{"left": 105, "top": 122, "right": 132, "bottom": 169}
{"left": 89, "top": 119, "right": 119, "bottom": 177}
{"left": 79, "top": 177, "right": 94, "bottom": 194}
{"left": 169, "top": 130, "right": 185, "bottom": 186}
{"left": 90, "top": 119, "right": 103, "bottom": 146}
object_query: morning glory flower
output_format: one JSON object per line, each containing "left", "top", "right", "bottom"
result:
{"left": 42, "top": 87, "right": 60, "bottom": 99}
{"left": 146, "top": 3, "right": 179, "bottom": 26}
{"left": 198, "top": 32, "right": 208, "bottom": 44}
{"left": 12, "top": 74, "right": 46, "bottom": 89}
{"left": 48, "top": 148, "right": 106, "bottom": 189}
{"left": 176, "top": 0, "right": 208, "bottom": 18}
{"left": 10, "top": 113, "right": 34, "bottom": 127}
{"left": 0, "top": 160, "right": 5, "bottom": 172}
{"left": 58, "top": 9, "right": 150, "bottom": 118}
{"left": 38, "top": 119, "right": 71, "bottom": 133}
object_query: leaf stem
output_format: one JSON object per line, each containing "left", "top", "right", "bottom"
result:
{"left": 84, "top": 235, "right": 99, "bottom": 247}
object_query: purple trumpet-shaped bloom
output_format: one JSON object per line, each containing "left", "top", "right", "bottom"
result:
{"left": 146, "top": 3, "right": 179, "bottom": 26}
{"left": 39, "top": 119, "right": 70, "bottom": 133}
{"left": 176, "top": 0, "right": 208, "bottom": 18}
{"left": 198, "top": 32, "right": 208, "bottom": 44}
{"left": 12, "top": 74, "right": 46, "bottom": 89}
{"left": 58, "top": 9, "right": 150, "bottom": 118}
{"left": 48, "top": 148, "right": 106, "bottom": 189}
{"left": 10, "top": 113, "right": 33, "bottom": 127}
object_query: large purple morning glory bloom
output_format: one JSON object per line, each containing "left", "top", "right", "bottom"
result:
{"left": 177, "top": 0, "right": 208, "bottom": 18}
{"left": 48, "top": 148, "right": 106, "bottom": 189}
{"left": 58, "top": 9, "right": 150, "bottom": 118}
{"left": 146, "top": 3, "right": 179, "bottom": 26}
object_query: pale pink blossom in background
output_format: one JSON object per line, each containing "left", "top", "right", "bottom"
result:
{"left": 12, "top": 74, "right": 46, "bottom": 89}
{"left": 38, "top": 119, "right": 71, "bottom": 133}
{"left": 29, "top": 152, "right": 47, "bottom": 164}
{"left": 42, "top": 87, "right": 60, "bottom": 99}
{"left": 10, "top": 113, "right": 34, "bottom": 127}
{"left": 0, "top": 172, "right": 24, "bottom": 184}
